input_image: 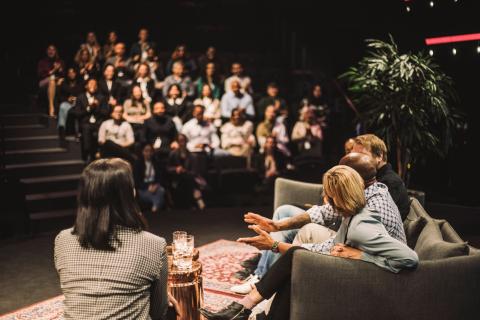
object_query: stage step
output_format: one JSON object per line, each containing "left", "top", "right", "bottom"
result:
{"left": 30, "top": 209, "right": 76, "bottom": 221}
{"left": 21, "top": 174, "right": 81, "bottom": 195}
{"left": 3, "top": 147, "right": 72, "bottom": 164}
{"left": 3, "top": 135, "right": 62, "bottom": 150}
{"left": 4, "top": 160, "right": 85, "bottom": 178}
{"left": 3, "top": 123, "right": 57, "bottom": 138}
{"left": 26, "top": 190, "right": 77, "bottom": 213}
{"left": 0, "top": 113, "right": 46, "bottom": 126}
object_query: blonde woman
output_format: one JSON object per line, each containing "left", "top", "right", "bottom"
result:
{"left": 201, "top": 165, "right": 418, "bottom": 320}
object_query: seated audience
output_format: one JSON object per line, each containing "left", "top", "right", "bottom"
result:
{"left": 256, "top": 105, "right": 290, "bottom": 156}
{"left": 134, "top": 144, "right": 165, "bottom": 213}
{"left": 195, "top": 84, "right": 221, "bottom": 128}
{"left": 197, "top": 46, "right": 224, "bottom": 77}
{"left": 98, "top": 64, "right": 122, "bottom": 107}
{"left": 102, "top": 31, "right": 118, "bottom": 61}
{"left": 164, "top": 84, "right": 192, "bottom": 130}
{"left": 144, "top": 47, "right": 165, "bottom": 86}
{"left": 72, "top": 78, "right": 109, "bottom": 162}
{"left": 105, "top": 42, "right": 133, "bottom": 88}
{"left": 291, "top": 106, "right": 323, "bottom": 156}
{"left": 166, "top": 44, "right": 197, "bottom": 77}
{"left": 256, "top": 82, "right": 288, "bottom": 121}
{"left": 167, "top": 134, "right": 206, "bottom": 210}
{"left": 79, "top": 32, "right": 101, "bottom": 63}
{"left": 300, "top": 83, "right": 330, "bottom": 123}
{"left": 55, "top": 158, "right": 175, "bottom": 320}
{"left": 220, "top": 80, "right": 255, "bottom": 120}
{"left": 182, "top": 105, "right": 222, "bottom": 156}
{"left": 256, "top": 135, "right": 287, "bottom": 191}
{"left": 133, "top": 63, "right": 155, "bottom": 103}
{"left": 204, "top": 165, "right": 417, "bottom": 320}
{"left": 37, "top": 44, "right": 65, "bottom": 117}
{"left": 98, "top": 105, "right": 135, "bottom": 164}
{"left": 224, "top": 62, "right": 252, "bottom": 94}
{"left": 144, "top": 101, "right": 178, "bottom": 159}
{"left": 352, "top": 134, "right": 411, "bottom": 220}
{"left": 58, "top": 67, "right": 83, "bottom": 138}
{"left": 123, "top": 85, "right": 151, "bottom": 143}
{"left": 162, "top": 61, "right": 194, "bottom": 98}
{"left": 130, "top": 28, "right": 156, "bottom": 64}
{"left": 195, "top": 62, "right": 222, "bottom": 99}
{"left": 74, "top": 48, "right": 99, "bottom": 82}
{"left": 220, "top": 108, "right": 256, "bottom": 161}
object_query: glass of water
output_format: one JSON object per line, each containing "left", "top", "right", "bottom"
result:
{"left": 173, "top": 234, "right": 194, "bottom": 270}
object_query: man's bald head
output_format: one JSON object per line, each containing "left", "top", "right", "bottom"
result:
{"left": 339, "top": 152, "right": 377, "bottom": 186}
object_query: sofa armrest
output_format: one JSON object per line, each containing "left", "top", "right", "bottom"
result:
{"left": 290, "top": 250, "right": 480, "bottom": 320}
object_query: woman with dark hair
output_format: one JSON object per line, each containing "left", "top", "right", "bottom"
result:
{"left": 57, "top": 67, "right": 83, "bottom": 138}
{"left": 54, "top": 158, "right": 177, "bottom": 319}
{"left": 102, "top": 31, "right": 118, "bottom": 61}
{"left": 195, "top": 62, "right": 222, "bottom": 99}
{"left": 74, "top": 48, "right": 99, "bottom": 82}
{"left": 134, "top": 62, "right": 155, "bottom": 103}
{"left": 123, "top": 85, "right": 152, "bottom": 143}
{"left": 37, "top": 44, "right": 65, "bottom": 117}
{"left": 164, "top": 83, "right": 192, "bottom": 130}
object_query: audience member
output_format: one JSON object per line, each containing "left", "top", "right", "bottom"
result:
{"left": 144, "top": 47, "right": 165, "bottom": 85}
{"left": 130, "top": 28, "right": 155, "bottom": 63}
{"left": 164, "top": 84, "right": 193, "bottom": 130}
{"left": 98, "top": 64, "right": 122, "bottom": 107}
{"left": 37, "top": 45, "right": 65, "bottom": 117}
{"left": 195, "top": 84, "right": 221, "bottom": 127}
{"left": 300, "top": 83, "right": 329, "bottom": 122}
{"left": 181, "top": 105, "right": 222, "bottom": 156}
{"left": 220, "top": 80, "right": 255, "bottom": 120}
{"left": 79, "top": 32, "right": 101, "bottom": 63}
{"left": 167, "top": 134, "right": 206, "bottom": 210}
{"left": 197, "top": 46, "right": 224, "bottom": 77}
{"left": 256, "top": 135, "right": 287, "bottom": 190}
{"left": 72, "top": 78, "right": 109, "bottom": 162}
{"left": 144, "top": 101, "right": 178, "bottom": 159}
{"left": 102, "top": 31, "right": 118, "bottom": 61}
{"left": 162, "top": 61, "right": 194, "bottom": 98}
{"left": 105, "top": 43, "right": 133, "bottom": 88}
{"left": 166, "top": 44, "right": 197, "bottom": 77}
{"left": 134, "top": 63, "right": 155, "bottom": 103}
{"left": 224, "top": 62, "right": 252, "bottom": 94}
{"left": 57, "top": 67, "right": 83, "bottom": 138}
{"left": 204, "top": 165, "right": 417, "bottom": 320}
{"left": 195, "top": 62, "right": 222, "bottom": 99}
{"left": 291, "top": 106, "right": 323, "bottom": 156}
{"left": 256, "top": 82, "right": 288, "bottom": 121}
{"left": 134, "top": 144, "right": 165, "bottom": 213}
{"left": 123, "top": 85, "right": 151, "bottom": 143}
{"left": 256, "top": 105, "right": 290, "bottom": 156}
{"left": 74, "top": 48, "right": 99, "bottom": 82}
{"left": 220, "top": 108, "right": 256, "bottom": 161}
{"left": 98, "top": 105, "right": 135, "bottom": 164}
{"left": 55, "top": 158, "right": 175, "bottom": 320}
{"left": 352, "top": 134, "right": 411, "bottom": 220}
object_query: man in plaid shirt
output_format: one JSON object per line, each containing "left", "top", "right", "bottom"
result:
{"left": 231, "top": 152, "right": 406, "bottom": 294}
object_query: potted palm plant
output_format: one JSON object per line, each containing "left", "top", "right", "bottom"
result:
{"left": 341, "top": 36, "right": 463, "bottom": 184}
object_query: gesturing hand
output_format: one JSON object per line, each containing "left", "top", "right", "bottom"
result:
{"left": 237, "top": 225, "right": 275, "bottom": 250}
{"left": 244, "top": 212, "right": 279, "bottom": 233}
{"left": 330, "top": 243, "right": 362, "bottom": 260}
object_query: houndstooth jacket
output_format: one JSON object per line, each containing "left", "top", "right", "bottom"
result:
{"left": 54, "top": 227, "right": 168, "bottom": 320}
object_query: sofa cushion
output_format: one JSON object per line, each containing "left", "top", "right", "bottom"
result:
{"left": 403, "top": 216, "right": 427, "bottom": 249}
{"left": 414, "top": 221, "right": 469, "bottom": 260}
{"left": 433, "top": 219, "right": 464, "bottom": 243}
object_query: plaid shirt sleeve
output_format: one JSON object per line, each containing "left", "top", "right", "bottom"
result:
{"left": 306, "top": 204, "right": 341, "bottom": 229}
{"left": 301, "top": 236, "right": 335, "bottom": 254}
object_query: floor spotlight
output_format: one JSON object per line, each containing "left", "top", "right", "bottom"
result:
{"left": 406, "top": 6, "right": 411, "bottom": 12}
{"left": 430, "top": 1, "right": 435, "bottom": 7}
{"left": 429, "top": 49, "right": 434, "bottom": 56}
{"left": 452, "top": 48, "right": 457, "bottom": 55}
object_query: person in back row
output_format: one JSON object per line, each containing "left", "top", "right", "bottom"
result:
{"left": 352, "top": 134, "right": 410, "bottom": 220}
{"left": 202, "top": 165, "right": 417, "bottom": 320}
{"left": 231, "top": 152, "right": 406, "bottom": 294}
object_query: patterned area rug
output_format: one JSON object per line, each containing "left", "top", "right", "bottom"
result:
{"left": 0, "top": 239, "right": 259, "bottom": 319}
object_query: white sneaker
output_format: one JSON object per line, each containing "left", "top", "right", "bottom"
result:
{"left": 230, "top": 274, "right": 260, "bottom": 294}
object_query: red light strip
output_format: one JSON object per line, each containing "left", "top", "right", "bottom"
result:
{"left": 425, "top": 33, "right": 480, "bottom": 45}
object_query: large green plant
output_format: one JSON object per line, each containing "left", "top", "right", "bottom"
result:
{"left": 342, "top": 36, "right": 462, "bottom": 182}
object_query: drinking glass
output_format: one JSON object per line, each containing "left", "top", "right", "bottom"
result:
{"left": 173, "top": 234, "right": 194, "bottom": 270}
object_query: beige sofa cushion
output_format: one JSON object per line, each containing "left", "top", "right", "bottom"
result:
{"left": 415, "top": 221, "right": 469, "bottom": 260}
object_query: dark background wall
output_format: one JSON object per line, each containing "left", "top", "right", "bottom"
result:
{"left": 1, "top": 0, "right": 479, "bottom": 205}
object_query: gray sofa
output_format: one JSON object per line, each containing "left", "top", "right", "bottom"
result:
{"left": 273, "top": 178, "right": 480, "bottom": 320}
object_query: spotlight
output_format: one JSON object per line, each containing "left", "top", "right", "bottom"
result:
{"left": 477, "top": 46, "right": 480, "bottom": 54}
{"left": 429, "top": 49, "right": 434, "bottom": 56}
{"left": 452, "top": 48, "right": 457, "bottom": 55}
{"left": 406, "top": 6, "right": 411, "bottom": 12}
{"left": 430, "top": 1, "right": 434, "bottom": 7}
